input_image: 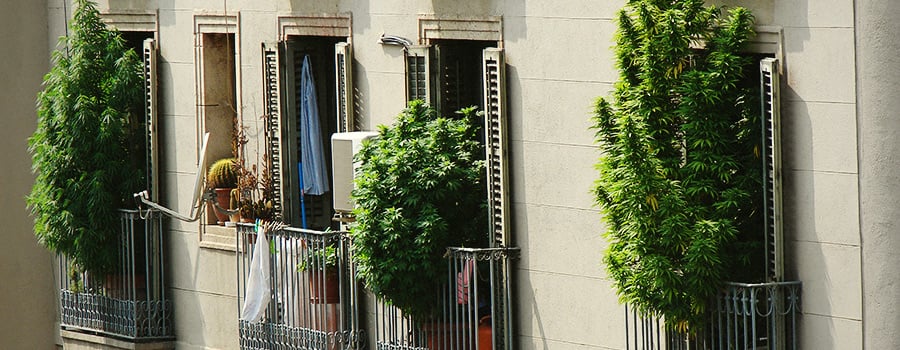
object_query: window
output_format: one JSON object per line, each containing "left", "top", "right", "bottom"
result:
{"left": 115, "top": 30, "right": 159, "bottom": 202}
{"left": 405, "top": 40, "right": 510, "bottom": 247}
{"left": 193, "top": 15, "right": 240, "bottom": 246}
{"left": 262, "top": 34, "right": 353, "bottom": 230}
{"left": 100, "top": 10, "right": 159, "bottom": 202}
{"left": 199, "top": 32, "right": 238, "bottom": 226}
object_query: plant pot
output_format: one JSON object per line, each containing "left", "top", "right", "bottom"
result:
{"left": 229, "top": 211, "right": 242, "bottom": 224}
{"left": 421, "top": 322, "right": 461, "bottom": 350}
{"left": 213, "top": 188, "right": 233, "bottom": 224}
{"left": 478, "top": 316, "right": 492, "bottom": 350}
{"left": 308, "top": 269, "right": 339, "bottom": 304}
{"left": 421, "top": 318, "right": 491, "bottom": 350}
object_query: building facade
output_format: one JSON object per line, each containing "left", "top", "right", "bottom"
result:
{"left": 0, "top": 1, "right": 59, "bottom": 349}
{"left": 7, "top": 0, "right": 899, "bottom": 348}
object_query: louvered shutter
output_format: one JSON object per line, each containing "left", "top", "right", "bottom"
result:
{"left": 262, "top": 42, "right": 285, "bottom": 221}
{"left": 483, "top": 48, "right": 510, "bottom": 247}
{"left": 335, "top": 42, "right": 354, "bottom": 133}
{"left": 760, "top": 58, "right": 783, "bottom": 282}
{"left": 143, "top": 38, "right": 159, "bottom": 201}
{"left": 405, "top": 46, "right": 431, "bottom": 104}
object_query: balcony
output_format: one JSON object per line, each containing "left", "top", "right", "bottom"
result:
{"left": 236, "top": 223, "right": 364, "bottom": 350}
{"left": 625, "top": 281, "right": 802, "bottom": 350}
{"left": 374, "top": 246, "right": 519, "bottom": 350}
{"left": 57, "top": 209, "right": 173, "bottom": 341}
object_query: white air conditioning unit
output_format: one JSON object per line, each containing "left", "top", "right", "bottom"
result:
{"left": 331, "top": 131, "right": 379, "bottom": 213}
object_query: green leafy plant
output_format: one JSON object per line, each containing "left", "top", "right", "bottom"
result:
{"left": 207, "top": 157, "right": 238, "bottom": 189}
{"left": 351, "top": 101, "right": 488, "bottom": 320}
{"left": 592, "top": 0, "right": 760, "bottom": 332}
{"left": 28, "top": 0, "right": 144, "bottom": 275}
{"left": 298, "top": 245, "right": 339, "bottom": 271}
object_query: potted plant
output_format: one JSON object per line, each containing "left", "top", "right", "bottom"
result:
{"left": 298, "top": 244, "right": 340, "bottom": 304}
{"left": 28, "top": 0, "right": 144, "bottom": 277}
{"left": 350, "top": 101, "right": 488, "bottom": 324}
{"left": 592, "top": 0, "right": 758, "bottom": 334}
{"left": 207, "top": 157, "right": 238, "bottom": 224}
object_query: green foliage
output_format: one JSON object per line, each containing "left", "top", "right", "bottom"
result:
{"left": 593, "top": 0, "right": 760, "bottom": 332}
{"left": 351, "top": 101, "right": 488, "bottom": 320}
{"left": 207, "top": 157, "right": 239, "bottom": 188}
{"left": 298, "top": 245, "right": 339, "bottom": 271}
{"left": 28, "top": 0, "right": 144, "bottom": 275}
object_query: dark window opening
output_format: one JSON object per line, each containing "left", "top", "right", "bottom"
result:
{"left": 284, "top": 36, "right": 344, "bottom": 230}
{"left": 432, "top": 40, "right": 494, "bottom": 118}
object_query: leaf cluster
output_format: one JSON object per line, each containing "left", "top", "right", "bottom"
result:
{"left": 350, "top": 101, "right": 488, "bottom": 319}
{"left": 593, "top": 0, "right": 761, "bottom": 331}
{"left": 27, "top": 0, "right": 145, "bottom": 275}
{"left": 297, "top": 245, "right": 339, "bottom": 271}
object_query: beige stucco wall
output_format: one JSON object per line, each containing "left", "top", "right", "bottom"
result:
{"left": 0, "top": 1, "right": 58, "bottom": 349}
{"left": 855, "top": 1, "right": 900, "bottom": 349}
{"left": 749, "top": 1, "right": 862, "bottom": 348}
{"left": 42, "top": 0, "right": 876, "bottom": 349}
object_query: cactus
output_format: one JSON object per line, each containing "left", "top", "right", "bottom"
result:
{"left": 207, "top": 158, "right": 238, "bottom": 188}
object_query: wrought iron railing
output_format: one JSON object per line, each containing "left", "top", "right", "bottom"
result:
{"left": 236, "top": 223, "right": 363, "bottom": 350}
{"left": 374, "top": 247, "right": 519, "bottom": 350}
{"left": 58, "top": 209, "right": 173, "bottom": 340}
{"left": 625, "top": 281, "right": 802, "bottom": 350}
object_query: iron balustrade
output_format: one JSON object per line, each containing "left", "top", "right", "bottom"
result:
{"left": 374, "top": 247, "right": 519, "bottom": 350}
{"left": 236, "top": 223, "right": 363, "bottom": 350}
{"left": 57, "top": 209, "right": 173, "bottom": 340}
{"left": 625, "top": 281, "right": 802, "bottom": 350}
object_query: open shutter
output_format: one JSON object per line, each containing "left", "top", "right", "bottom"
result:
{"left": 143, "top": 38, "right": 159, "bottom": 201}
{"left": 760, "top": 58, "right": 783, "bottom": 283}
{"left": 335, "top": 42, "right": 354, "bottom": 133}
{"left": 262, "top": 42, "right": 285, "bottom": 221}
{"left": 405, "top": 46, "right": 431, "bottom": 104}
{"left": 483, "top": 48, "right": 510, "bottom": 247}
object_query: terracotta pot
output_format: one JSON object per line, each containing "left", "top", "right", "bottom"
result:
{"left": 308, "top": 268, "right": 340, "bottom": 304}
{"left": 478, "top": 316, "right": 492, "bottom": 350}
{"left": 421, "top": 319, "right": 491, "bottom": 350}
{"left": 213, "top": 188, "right": 233, "bottom": 224}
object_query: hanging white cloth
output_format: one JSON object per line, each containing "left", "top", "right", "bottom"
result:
{"left": 240, "top": 225, "right": 271, "bottom": 322}
{"left": 299, "top": 55, "right": 330, "bottom": 196}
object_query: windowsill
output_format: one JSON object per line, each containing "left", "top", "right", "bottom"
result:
{"left": 200, "top": 224, "right": 237, "bottom": 252}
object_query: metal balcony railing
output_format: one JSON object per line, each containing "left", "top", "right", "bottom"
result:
{"left": 374, "top": 247, "right": 519, "bottom": 350}
{"left": 58, "top": 209, "right": 173, "bottom": 340}
{"left": 625, "top": 281, "right": 802, "bottom": 350}
{"left": 236, "top": 223, "right": 363, "bottom": 350}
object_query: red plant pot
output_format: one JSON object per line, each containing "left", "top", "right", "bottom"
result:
{"left": 308, "top": 269, "right": 340, "bottom": 304}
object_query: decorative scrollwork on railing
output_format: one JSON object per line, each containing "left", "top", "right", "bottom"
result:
{"left": 445, "top": 246, "right": 521, "bottom": 261}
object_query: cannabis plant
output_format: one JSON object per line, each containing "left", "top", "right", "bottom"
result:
{"left": 351, "top": 101, "right": 488, "bottom": 319}
{"left": 28, "top": 0, "right": 144, "bottom": 275}
{"left": 593, "top": 0, "right": 759, "bottom": 331}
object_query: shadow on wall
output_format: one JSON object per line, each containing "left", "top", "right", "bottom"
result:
{"left": 287, "top": 0, "right": 339, "bottom": 14}
{"left": 106, "top": 0, "right": 154, "bottom": 11}
{"left": 429, "top": 0, "right": 498, "bottom": 17}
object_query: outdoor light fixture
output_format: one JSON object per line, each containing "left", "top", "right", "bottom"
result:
{"left": 378, "top": 34, "right": 412, "bottom": 48}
